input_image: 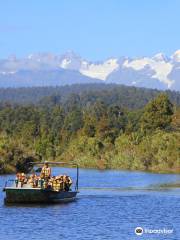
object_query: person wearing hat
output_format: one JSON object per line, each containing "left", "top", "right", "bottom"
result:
{"left": 41, "top": 162, "right": 51, "bottom": 180}
{"left": 40, "top": 162, "right": 51, "bottom": 189}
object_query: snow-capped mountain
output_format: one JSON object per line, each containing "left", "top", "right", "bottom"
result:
{"left": 0, "top": 50, "right": 180, "bottom": 90}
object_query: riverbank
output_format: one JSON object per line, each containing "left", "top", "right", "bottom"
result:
{"left": 59, "top": 129, "right": 180, "bottom": 174}
{"left": 0, "top": 141, "right": 180, "bottom": 174}
{"left": 0, "top": 130, "right": 180, "bottom": 175}
{"left": 1, "top": 165, "right": 180, "bottom": 175}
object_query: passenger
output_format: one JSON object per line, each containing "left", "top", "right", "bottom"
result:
{"left": 49, "top": 176, "right": 55, "bottom": 188}
{"left": 40, "top": 172, "right": 45, "bottom": 179}
{"left": 34, "top": 175, "right": 39, "bottom": 187}
{"left": 38, "top": 177, "right": 44, "bottom": 188}
{"left": 28, "top": 173, "right": 37, "bottom": 188}
{"left": 28, "top": 174, "right": 33, "bottom": 187}
{"left": 41, "top": 162, "right": 51, "bottom": 180}
{"left": 43, "top": 179, "right": 48, "bottom": 189}
{"left": 64, "top": 176, "right": 73, "bottom": 191}
{"left": 68, "top": 176, "right": 73, "bottom": 187}
{"left": 55, "top": 177, "right": 61, "bottom": 191}
{"left": 24, "top": 175, "right": 28, "bottom": 184}
{"left": 47, "top": 178, "right": 52, "bottom": 189}
{"left": 19, "top": 173, "right": 26, "bottom": 188}
{"left": 62, "top": 175, "right": 67, "bottom": 191}
{"left": 51, "top": 177, "right": 56, "bottom": 191}
{"left": 59, "top": 176, "right": 64, "bottom": 191}
{"left": 15, "top": 173, "right": 20, "bottom": 187}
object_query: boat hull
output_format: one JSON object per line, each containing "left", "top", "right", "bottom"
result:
{"left": 4, "top": 187, "right": 78, "bottom": 204}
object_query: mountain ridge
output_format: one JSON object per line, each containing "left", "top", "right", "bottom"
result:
{"left": 0, "top": 50, "right": 180, "bottom": 90}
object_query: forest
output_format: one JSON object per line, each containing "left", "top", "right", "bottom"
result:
{"left": 0, "top": 83, "right": 180, "bottom": 106}
{"left": 0, "top": 84, "right": 179, "bottom": 174}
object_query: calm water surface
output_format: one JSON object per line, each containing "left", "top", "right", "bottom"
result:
{"left": 0, "top": 168, "right": 180, "bottom": 240}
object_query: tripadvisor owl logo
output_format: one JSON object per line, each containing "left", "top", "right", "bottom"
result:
{"left": 135, "top": 227, "right": 143, "bottom": 236}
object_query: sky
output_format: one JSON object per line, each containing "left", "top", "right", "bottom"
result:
{"left": 0, "top": 0, "right": 180, "bottom": 60}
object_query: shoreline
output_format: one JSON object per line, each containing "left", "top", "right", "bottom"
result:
{"left": 1, "top": 164, "right": 180, "bottom": 175}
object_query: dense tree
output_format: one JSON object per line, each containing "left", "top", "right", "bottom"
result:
{"left": 140, "top": 94, "right": 174, "bottom": 132}
{"left": 0, "top": 84, "right": 179, "bottom": 108}
{"left": 0, "top": 91, "right": 179, "bottom": 174}
{"left": 171, "top": 107, "right": 180, "bottom": 131}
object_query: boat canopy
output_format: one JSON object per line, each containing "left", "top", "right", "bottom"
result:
{"left": 29, "top": 161, "right": 78, "bottom": 167}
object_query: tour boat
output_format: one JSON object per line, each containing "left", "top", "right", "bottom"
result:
{"left": 3, "top": 162, "right": 79, "bottom": 204}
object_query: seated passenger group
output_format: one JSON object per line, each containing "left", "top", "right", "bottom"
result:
{"left": 15, "top": 162, "right": 72, "bottom": 191}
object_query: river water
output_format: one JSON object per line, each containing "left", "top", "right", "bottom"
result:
{"left": 0, "top": 168, "right": 180, "bottom": 240}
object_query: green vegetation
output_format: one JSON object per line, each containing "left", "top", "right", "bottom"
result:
{"left": 0, "top": 84, "right": 180, "bottom": 107}
{"left": 0, "top": 86, "right": 179, "bottom": 174}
